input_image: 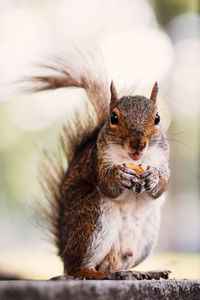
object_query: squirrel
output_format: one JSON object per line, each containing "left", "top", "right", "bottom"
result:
{"left": 30, "top": 48, "right": 170, "bottom": 280}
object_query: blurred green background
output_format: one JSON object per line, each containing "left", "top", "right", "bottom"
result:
{"left": 0, "top": 0, "right": 200, "bottom": 279}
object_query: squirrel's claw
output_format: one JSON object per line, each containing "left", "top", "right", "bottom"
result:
{"left": 140, "top": 167, "right": 159, "bottom": 194}
{"left": 119, "top": 178, "right": 132, "bottom": 189}
{"left": 118, "top": 167, "right": 137, "bottom": 190}
{"left": 113, "top": 165, "right": 141, "bottom": 192}
{"left": 130, "top": 176, "right": 143, "bottom": 193}
{"left": 134, "top": 183, "right": 143, "bottom": 193}
{"left": 120, "top": 166, "right": 142, "bottom": 192}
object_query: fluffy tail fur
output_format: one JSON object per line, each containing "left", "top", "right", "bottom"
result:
{"left": 31, "top": 46, "right": 110, "bottom": 252}
{"left": 28, "top": 47, "right": 110, "bottom": 127}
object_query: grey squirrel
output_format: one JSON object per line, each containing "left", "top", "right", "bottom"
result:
{"left": 31, "top": 48, "right": 170, "bottom": 279}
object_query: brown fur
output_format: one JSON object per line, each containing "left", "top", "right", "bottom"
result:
{"left": 60, "top": 137, "right": 100, "bottom": 274}
{"left": 75, "top": 269, "right": 109, "bottom": 279}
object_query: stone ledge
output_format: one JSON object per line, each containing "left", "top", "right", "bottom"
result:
{"left": 0, "top": 280, "right": 200, "bottom": 300}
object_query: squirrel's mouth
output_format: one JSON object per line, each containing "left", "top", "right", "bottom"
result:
{"left": 128, "top": 151, "right": 142, "bottom": 161}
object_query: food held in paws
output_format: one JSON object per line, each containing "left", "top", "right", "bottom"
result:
{"left": 125, "top": 163, "right": 147, "bottom": 175}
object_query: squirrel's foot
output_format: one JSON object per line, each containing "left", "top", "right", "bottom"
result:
{"left": 115, "top": 165, "right": 141, "bottom": 190}
{"left": 120, "top": 164, "right": 143, "bottom": 193}
{"left": 75, "top": 269, "right": 110, "bottom": 279}
{"left": 109, "top": 269, "right": 171, "bottom": 280}
{"left": 140, "top": 166, "right": 159, "bottom": 194}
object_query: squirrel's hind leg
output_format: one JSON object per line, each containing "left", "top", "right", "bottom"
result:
{"left": 75, "top": 269, "right": 110, "bottom": 279}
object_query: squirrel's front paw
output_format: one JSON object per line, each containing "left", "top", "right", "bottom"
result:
{"left": 114, "top": 165, "right": 141, "bottom": 191}
{"left": 140, "top": 167, "right": 159, "bottom": 194}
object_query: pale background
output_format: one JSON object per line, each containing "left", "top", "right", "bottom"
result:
{"left": 0, "top": 0, "right": 200, "bottom": 279}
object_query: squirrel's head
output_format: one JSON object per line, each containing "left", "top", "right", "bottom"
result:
{"left": 108, "top": 81, "right": 160, "bottom": 161}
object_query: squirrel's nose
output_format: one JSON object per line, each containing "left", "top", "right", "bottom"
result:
{"left": 129, "top": 137, "right": 147, "bottom": 151}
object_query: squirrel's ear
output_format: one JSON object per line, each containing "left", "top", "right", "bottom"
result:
{"left": 150, "top": 81, "right": 158, "bottom": 104}
{"left": 110, "top": 80, "right": 119, "bottom": 108}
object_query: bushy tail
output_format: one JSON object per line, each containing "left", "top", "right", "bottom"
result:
{"left": 37, "top": 108, "right": 97, "bottom": 253}
{"left": 31, "top": 46, "right": 110, "bottom": 252}
{"left": 28, "top": 46, "right": 110, "bottom": 128}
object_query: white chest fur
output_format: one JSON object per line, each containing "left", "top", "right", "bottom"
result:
{"left": 116, "top": 190, "right": 165, "bottom": 268}
{"left": 83, "top": 190, "right": 165, "bottom": 270}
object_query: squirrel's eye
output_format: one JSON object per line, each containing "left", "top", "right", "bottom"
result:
{"left": 111, "top": 111, "right": 118, "bottom": 125}
{"left": 154, "top": 112, "right": 160, "bottom": 125}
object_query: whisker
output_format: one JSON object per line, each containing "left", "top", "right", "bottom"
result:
{"left": 167, "top": 138, "right": 187, "bottom": 146}
{"left": 150, "top": 137, "right": 187, "bottom": 147}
